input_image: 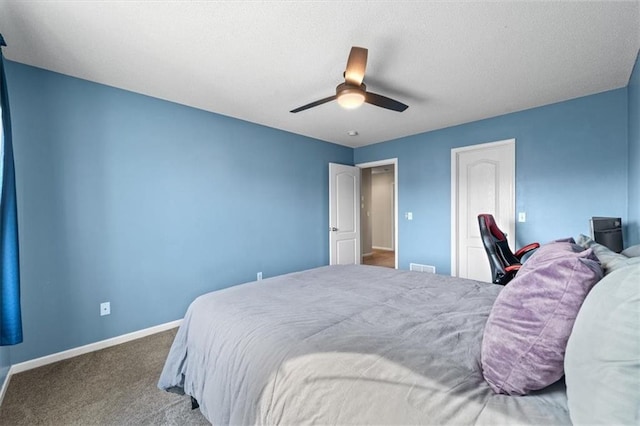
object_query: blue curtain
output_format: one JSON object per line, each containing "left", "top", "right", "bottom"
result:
{"left": 0, "top": 34, "right": 22, "bottom": 346}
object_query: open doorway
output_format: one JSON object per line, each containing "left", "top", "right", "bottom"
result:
{"left": 357, "top": 159, "right": 398, "bottom": 269}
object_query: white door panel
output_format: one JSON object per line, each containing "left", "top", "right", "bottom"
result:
{"left": 336, "top": 173, "right": 356, "bottom": 233}
{"left": 452, "top": 140, "right": 515, "bottom": 281}
{"left": 336, "top": 239, "right": 357, "bottom": 265}
{"left": 466, "top": 246, "right": 490, "bottom": 282}
{"left": 329, "top": 163, "right": 360, "bottom": 265}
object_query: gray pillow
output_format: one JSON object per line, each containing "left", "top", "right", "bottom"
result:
{"left": 565, "top": 264, "right": 640, "bottom": 425}
{"left": 481, "top": 241, "right": 603, "bottom": 395}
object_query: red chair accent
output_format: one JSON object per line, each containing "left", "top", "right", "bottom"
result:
{"left": 477, "top": 214, "right": 539, "bottom": 285}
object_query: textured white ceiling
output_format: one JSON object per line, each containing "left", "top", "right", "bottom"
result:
{"left": 0, "top": 1, "right": 638, "bottom": 148}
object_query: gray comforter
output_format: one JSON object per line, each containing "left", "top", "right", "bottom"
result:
{"left": 158, "top": 265, "right": 570, "bottom": 425}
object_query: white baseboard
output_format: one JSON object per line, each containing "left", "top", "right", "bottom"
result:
{"left": 0, "top": 319, "right": 182, "bottom": 406}
{"left": 362, "top": 252, "right": 374, "bottom": 257}
{"left": 372, "top": 246, "right": 394, "bottom": 251}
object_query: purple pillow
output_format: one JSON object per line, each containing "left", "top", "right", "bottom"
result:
{"left": 481, "top": 241, "right": 603, "bottom": 395}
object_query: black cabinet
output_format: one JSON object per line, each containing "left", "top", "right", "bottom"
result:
{"left": 591, "top": 217, "right": 623, "bottom": 253}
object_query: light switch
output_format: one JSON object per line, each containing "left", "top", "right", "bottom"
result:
{"left": 406, "top": 212, "right": 413, "bottom": 220}
{"left": 518, "top": 212, "right": 526, "bottom": 223}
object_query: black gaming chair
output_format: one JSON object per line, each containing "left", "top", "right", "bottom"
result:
{"left": 478, "top": 214, "right": 539, "bottom": 285}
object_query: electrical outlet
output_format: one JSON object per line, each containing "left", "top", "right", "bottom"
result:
{"left": 257, "top": 272, "right": 262, "bottom": 281}
{"left": 100, "top": 302, "right": 110, "bottom": 316}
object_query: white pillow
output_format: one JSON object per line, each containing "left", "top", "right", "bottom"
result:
{"left": 576, "top": 234, "right": 640, "bottom": 274}
{"left": 565, "top": 264, "right": 640, "bottom": 425}
{"left": 622, "top": 244, "right": 640, "bottom": 258}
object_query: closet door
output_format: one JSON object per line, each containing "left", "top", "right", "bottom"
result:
{"left": 452, "top": 139, "right": 515, "bottom": 282}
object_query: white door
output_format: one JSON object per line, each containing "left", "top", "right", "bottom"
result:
{"left": 329, "top": 163, "right": 361, "bottom": 265}
{"left": 451, "top": 140, "right": 515, "bottom": 281}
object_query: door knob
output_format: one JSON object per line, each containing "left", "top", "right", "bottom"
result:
{"left": 330, "top": 227, "right": 338, "bottom": 232}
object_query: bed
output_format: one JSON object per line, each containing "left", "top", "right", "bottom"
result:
{"left": 159, "top": 236, "right": 640, "bottom": 425}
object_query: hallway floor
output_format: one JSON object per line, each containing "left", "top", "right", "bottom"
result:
{"left": 362, "top": 249, "right": 395, "bottom": 268}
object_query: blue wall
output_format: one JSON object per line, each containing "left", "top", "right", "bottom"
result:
{"left": 355, "top": 89, "right": 629, "bottom": 273}
{"left": 0, "top": 349, "right": 8, "bottom": 393}
{"left": 628, "top": 50, "right": 640, "bottom": 246}
{"left": 0, "top": 58, "right": 634, "bottom": 381}
{"left": 3, "top": 61, "right": 352, "bottom": 364}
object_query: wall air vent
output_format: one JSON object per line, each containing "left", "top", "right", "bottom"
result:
{"left": 409, "top": 263, "right": 436, "bottom": 274}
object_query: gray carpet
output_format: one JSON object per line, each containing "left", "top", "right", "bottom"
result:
{"left": 0, "top": 328, "right": 209, "bottom": 425}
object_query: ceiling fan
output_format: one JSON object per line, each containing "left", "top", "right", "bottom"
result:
{"left": 290, "top": 46, "right": 409, "bottom": 113}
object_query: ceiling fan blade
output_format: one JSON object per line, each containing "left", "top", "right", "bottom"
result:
{"left": 344, "top": 46, "right": 368, "bottom": 86}
{"left": 365, "top": 92, "right": 409, "bottom": 112}
{"left": 290, "top": 95, "right": 337, "bottom": 113}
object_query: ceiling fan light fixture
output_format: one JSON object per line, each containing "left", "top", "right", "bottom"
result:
{"left": 337, "top": 91, "right": 365, "bottom": 109}
{"left": 336, "top": 83, "right": 365, "bottom": 109}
